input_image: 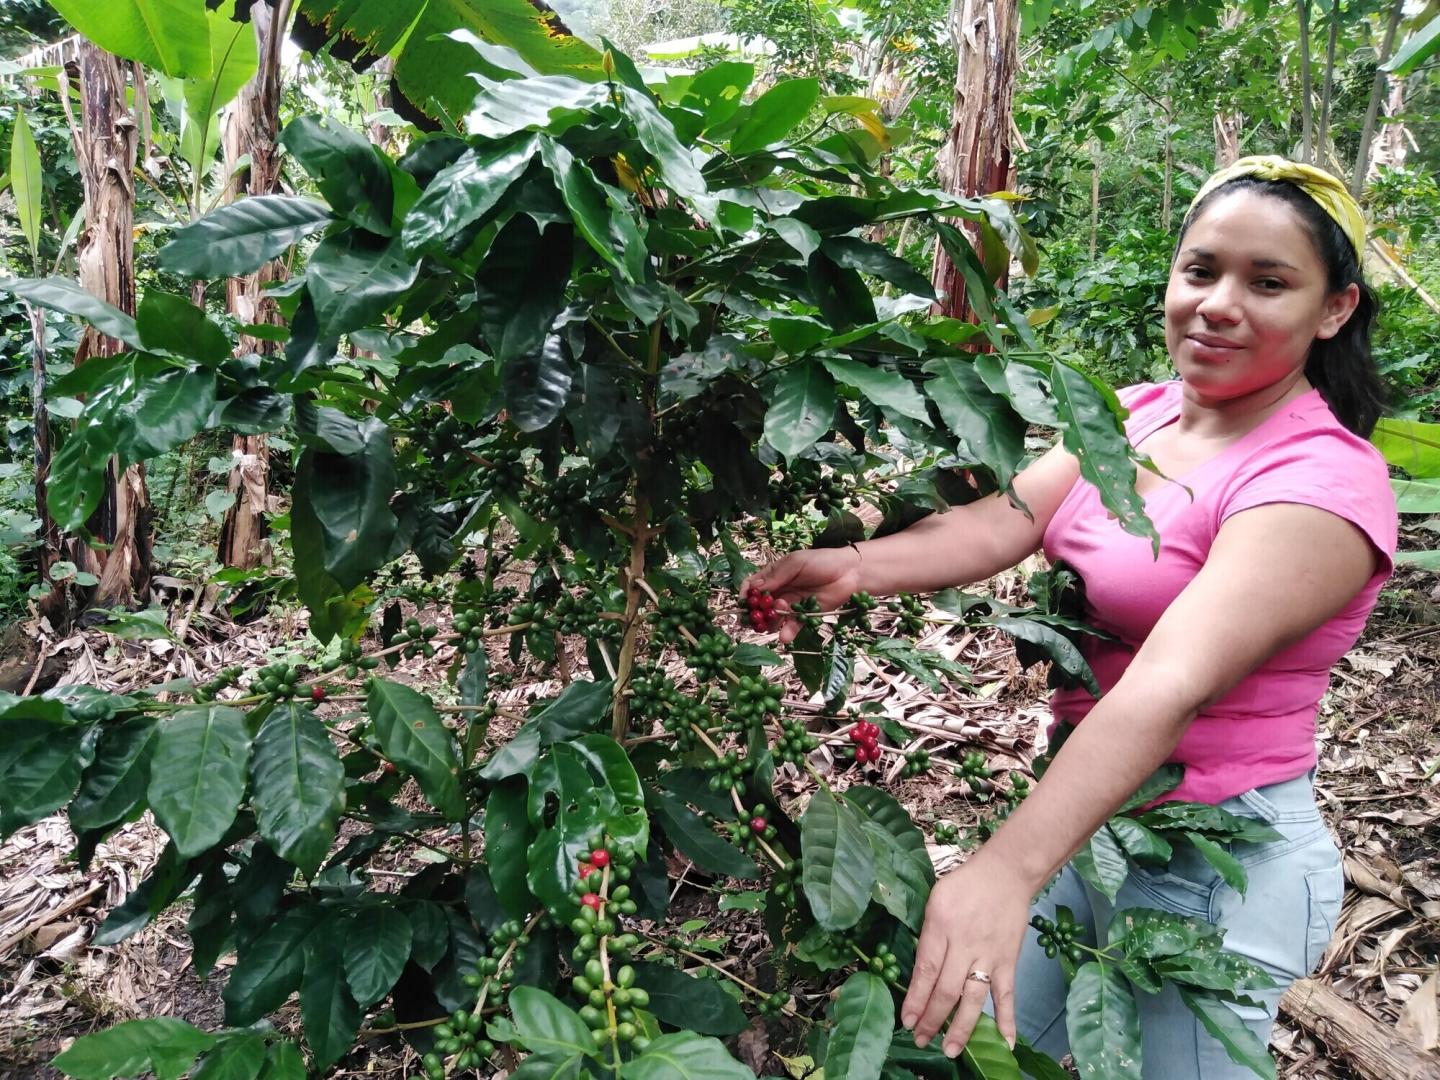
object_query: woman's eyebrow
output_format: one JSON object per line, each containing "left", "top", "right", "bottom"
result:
{"left": 1179, "top": 246, "right": 1300, "bottom": 271}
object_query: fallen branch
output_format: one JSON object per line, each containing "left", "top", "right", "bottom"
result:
{"left": 1280, "top": 977, "right": 1440, "bottom": 1080}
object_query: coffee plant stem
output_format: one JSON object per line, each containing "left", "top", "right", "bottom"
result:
{"left": 640, "top": 935, "right": 807, "bottom": 1022}
{"left": 610, "top": 496, "right": 651, "bottom": 741}
{"left": 686, "top": 722, "right": 789, "bottom": 869}
{"left": 587, "top": 315, "right": 639, "bottom": 369}
{"left": 442, "top": 910, "right": 545, "bottom": 1074}
{"left": 358, "top": 1015, "right": 454, "bottom": 1038}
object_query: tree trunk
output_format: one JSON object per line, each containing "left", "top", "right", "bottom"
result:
{"left": 1370, "top": 74, "right": 1411, "bottom": 175}
{"left": 1213, "top": 110, "right": 1242, "bottom": 168}
{"left": 1297, "top": 0, "right": 1314, "bottom": 162}
{"left": 1089, "top": 138, "right": 1101, "bottom": 257}
{"left": 72, "top": 41, "right": 150, "bottom": 610}
{"left": 1161, "top": 92, "right": 1174, "bottom": 228}
{"left": 27, "top": 305, "right": 65, "bottom": 622}
{"left": 217, "top": 1, "right": 287, "bottom": 570}
{"left": 1317, "top": 0, "right": 1341, "bottom": 165}
{"left": 929, "top": 0, "right": 1019, "bottom": 323}
{"left": 1351, "top": 0, "right": 1406, "bottom": 197}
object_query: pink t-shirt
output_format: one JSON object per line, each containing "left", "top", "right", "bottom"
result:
{"left": 1043, "top": 381, "right": 1397, "bottom": 805}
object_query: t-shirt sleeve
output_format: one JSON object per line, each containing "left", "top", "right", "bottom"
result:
{"left": 1219, "top": 429, "right": 1398, "bottom": 577}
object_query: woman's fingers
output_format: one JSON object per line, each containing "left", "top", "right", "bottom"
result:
{"left": 942, "top": 965, "right": 996, "bottom": 1058}
{"left": 992, "top": 966, "right": 1017, "bottom": 1051}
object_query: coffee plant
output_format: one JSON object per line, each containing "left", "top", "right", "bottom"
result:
{"left": 1, "top": 42, "right": 1276, "bottom": 1080}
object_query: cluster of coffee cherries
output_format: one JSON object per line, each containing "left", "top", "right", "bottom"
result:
{"left": 685, "top": 631, "right": 735, "bottom": 683}
{"left": 553, "top": 590, "right": 620, "bottom": 640}
{"left": 725, "top": 675, "right": 783, "bottom": 734}
{"left": 745, "top": 588, "right": 781, "bottom": 633}
{"left": 422, "top": 1009, "right": 491, "bottom": 1077}
{"left": 193, "top": 665, "right": 244, "bottom": 703}
{"left": 450, "top": 607, "right": 488, "bottom": 654}
{"left": 250, "top": 661, "right": 306, "bottom": 701}
{"left": 933, "top": 820, "right": 960, "bottom": 844}
{"left": 392, "top": 616, "right": 440, "bottom": 660}
{"left": 702, "top": 749, "right": 747, "bottom": 792}
{"left": 864, "top": 942, "right": 903, "bottom": 985}
{"left": 659, "top": 693, "right": 706, "bottom": 751}
{"left": 899, "top": 748, "right": 931, "bottom": 778}
{"left": 769, "top": 858, "right": 801, "bottom": 907}
{"left": 649, "top": 591, "right": 715, "bottom": 646}
{"left": 849, "top": 720, "right": 883, "bottom": 765}
{"left": 1031, "top": 907, "right": 1085, "bottom": 962}
{"left": 477, "top": 445, "right": 527, "bottom": 497}
{"left": 953, "top": 749, "right": 992, "bottom": 785}
{"left": 840, "top": 591, "right": 880, "bottom": 630}
{"left": 889, "top": 593, "right": 927, "bottom": 634}
{"left": 572, "top": 958, "right": 650, "bottom": 1051}
{"left": 773, "top": 716, "right": 820, "bottom": 765}
{"left": 726, "top": 804, "right": 778, "bottom": 853}
{"left": 326, "top": 638, "right": 380, "bottom": 679}
{"left": 563, "top": 841, "right": 652, "bottom": 1051}
{"left": 756, "top": 989, "right": 792, "bottom": 1017}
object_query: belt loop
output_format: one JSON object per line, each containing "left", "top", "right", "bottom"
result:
{"left": 1237, "top": 787, "right": 1281, "bottom": 824}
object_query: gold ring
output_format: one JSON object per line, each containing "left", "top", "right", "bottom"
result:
{"left": 967, "top": 969, "right": 991, "bottom": 985}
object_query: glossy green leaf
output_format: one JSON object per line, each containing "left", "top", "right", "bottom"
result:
{"left": 402, "top": 134, "right": 539, "bottom": 253}
{"left": 859, "top": 820, "right": 925, "bottom": 930}
{"left": 630, "top": 962, "right": 749, "bottom": 1036}
{"left": 621, "top": 1031, "right": 755, "bottom": 1079}
{"left": 94, "top": 842, "right": 193, "bottom": 946}
{"left": 256, "top": 1041, "right": 305, "bottom": 1080}
{"left": 476, "top": 215, "right": 574, "bottom": 365}
{"left": 190, "top": 1035, "right": 266, "bottom": 1080}
{"left": 305, "top": 233, "right": 420, "bottom": 339}
{"left": 117, "top": 367, "right": 219, "bottom": 463}
{"left": 46, "top": 0, "right": 209, "bottom": 76}
{"left": 538, "top": 138, "right": 645, "bottom": 281}
{"left": 808, "top": 251, "right": 878, "bottom": 328}
{"left": 486, "top": 779, "right": 538, "bottom": 917}
{"left": 1185, "top": 833, "right": 1250, "bottom": 896}
{"left": 616, "top": 85, "right": 713, "bottom": 217}
{"left": 301, "top": 930, "right": 362, "bottom": 1070}
{"left": 223, "top": 905, "right": 320, "bottom": 1025}
{"left": 291, "top": 418, "right": 398, "bottom": 592}
{"left": 731, "top": 77, "right": 820, "bottom": 154}
{"left": 69, "top": 715, "right": 158, "bottom": 832}
{"left": 647, "top": 784, "right": 759, "bottom": 879}
{"left": 342, "top": 905, "right": 411, "bottom": 1008}
{"left": 250, "top": 703, "right": 345, "bottom": 877}
{"left": 367, "top": 679, "right": 465, "bottom": 820}
{"left": 1178, "top": 989, "right": 1276, "bottom": 1079}
{"left": 0, "top": 708, "right": 93, "bottom": 838}
{"left": 1116, "top": 764, "right": 1185, "bottom": 813}
{"left": 52, "top": 1017, "right": 216, "bottom": 1080}
{"left": 11, "top": 106, "right": 41, "bottom": 261}
{"left": 280, "top": 115, "right": 393, "bottom": 234}
{"left": 922, "top": 358, "right": 1026, "bottom": 492}
{"left": 136, "top": 292, "right": 231, "bottom": 366}
{"left": 1383, "top": 14, "right": 1440, "bottom": 76}
{"left": 1372, "top": 417, "right": 1440, "bottom": 478}
{"left": 147, "top": 705, "right": 251, "bottom": 858}
{"left": 823, "top": 235, "right": 935, "bottom": 299}
{"left": 826, "top": 970, "right": 894, "bottom": 1079}
{"left": 158, "top": 196, "right": 333, "bottom": 279}
{"left": 1107, "top": 816, "right": 1173, "bottom": 866}
{"left": 823, "top": 357, "right": 931, "bottom": 423}
{"left": 0, "top": 276, "right": 142, "bottom": 350}
{"left": 507, "top": 986, "right": 597, "bottom": 1061}
{"left": 1065, "top": 962, "right": 1142, "bottom": 1080}
{"left": 987, "top": 616, "right": 1099, "bottom": 697}
{"left": 765, "top": 361, "right": 836, "bottom": 461}
{"left": 466, "top": 74, "right": 610, "bottom": 138}
{"left": 801, "top": 786, "right": 875, "bottom": 930}
{"left": 504, "top": 334, "right": 573, "bottom": 433}
{"left": 1050, "top": 359, "right": 1159, "bottom": 555}
{"left": 1070, "top": 824, "right": 1130, "bottom": 902}
{"left": 962, "top": 1016, "right": 1028, "bottom": 1079}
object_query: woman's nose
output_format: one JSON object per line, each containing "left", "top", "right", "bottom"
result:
{"left": 1195, "top": 277, "right": 1242, "bottom": 323}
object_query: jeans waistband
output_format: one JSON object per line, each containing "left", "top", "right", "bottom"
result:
{"left": 1220, "top": 768, "right": 1320, "bottom": 824}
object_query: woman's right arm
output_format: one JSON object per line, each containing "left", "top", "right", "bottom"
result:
{"left": 745, "top": 445, "right": 1081, "bottom": 640}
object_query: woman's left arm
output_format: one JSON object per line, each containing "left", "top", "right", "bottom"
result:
{"left": 901, "top": 503, "right": 1379, "bottom": 1057}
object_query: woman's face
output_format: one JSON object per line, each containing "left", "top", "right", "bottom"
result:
{"left": 1163, "top": 188, "right": 1358, "bottom": 401}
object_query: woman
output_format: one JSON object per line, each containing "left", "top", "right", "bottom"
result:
{"left": 744, "top": 158, "right": 1397, "bottom": 1076}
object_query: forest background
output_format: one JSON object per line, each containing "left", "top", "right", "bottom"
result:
{"left": 0, "top": 1, "right": 1437, "bottom": 1079}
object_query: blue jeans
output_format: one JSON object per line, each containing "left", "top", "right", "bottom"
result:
{"left": 997, "top": 771, "right": 1342, "bottom": 1078}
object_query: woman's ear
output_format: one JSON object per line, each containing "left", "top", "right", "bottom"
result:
{"left": 1316, "top": 282, "right": 1360, "bottom": 340}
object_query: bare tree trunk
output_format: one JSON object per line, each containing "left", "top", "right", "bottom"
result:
{"left": 1089, "top": 138, "right": 1101, "bottom": 257}
{"left": 1370, "top": 74, "right": 1411, "bottom": 174}
{"left": 1351, "top": 0, "right": 1406, "bottom": 197}
{"left": 27, "top": 305, "right": 64, "bottom": 623}
{"left": 1317, "top": 0, "right": 1341, "bottom": 165}
{"left": 1297, "top": 0, "right": 1314, "bottom": 162}
{"left": 72, "top": 41, "right": 150, "bottom": 610}
{"left": 929, "top": 0, "right": 1020, "bottom": 322}
{"left": 217, "top": 1, "right": 287, "bottom": 570}
{"left": 1162, "top": 92, "right": 1174, "bottom": 228}
{"left": 1213, "top": 110, "right": 1242, "bottom": 168}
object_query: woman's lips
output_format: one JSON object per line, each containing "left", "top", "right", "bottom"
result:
{"left": 1187, "top": 333, "right": 1242, "bottom": 349}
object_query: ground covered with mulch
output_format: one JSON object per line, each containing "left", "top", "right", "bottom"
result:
{"left": 1, "top": 558, "right": 1436, "bottom": 1079}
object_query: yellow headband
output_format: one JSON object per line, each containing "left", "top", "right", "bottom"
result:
{"left": 1188, "top": 155, "right": 1366, "bottom": 259}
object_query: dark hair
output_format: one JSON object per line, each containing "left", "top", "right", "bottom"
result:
{"left": 1176, "top": 175, "right": 1386, "bottom": 437}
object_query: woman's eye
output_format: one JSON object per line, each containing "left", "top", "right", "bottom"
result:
{"left": 1183, "top": 266, "right": 1211, "bottom": 279}
{"left": 1255, "top": 278, "right": 1285, "bottom": 291}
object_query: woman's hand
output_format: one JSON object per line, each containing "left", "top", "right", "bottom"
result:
{"left": 741, "top": 547, "right": 864, "bottom": 643}
{"left": 901, "top": 858, "right": 1031, "bottom": 1057}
